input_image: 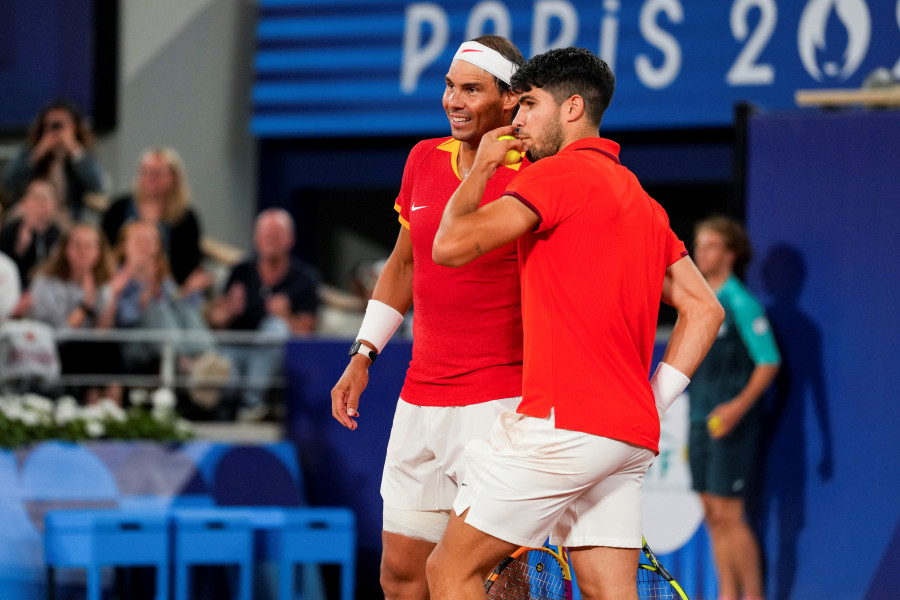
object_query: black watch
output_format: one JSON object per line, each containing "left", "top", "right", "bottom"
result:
{"left": 349, "top": 340, "right": 377, "bottom": 364}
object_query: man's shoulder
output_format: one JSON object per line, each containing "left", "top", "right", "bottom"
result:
{"left": 721, "top": 276, "right": 764, "bottom": 314}
{"left": 413, "top": 136, "right": 453, "bottom": 149}
{"left": 408, "top": 136, "right": 453, "bottom": 159}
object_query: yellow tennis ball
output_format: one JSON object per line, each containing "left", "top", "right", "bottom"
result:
{"left": 497, "top": 135, "right": 523, "bottom": 165}
{"left": 707, "top": 415, "right": 722, "bottom": 432}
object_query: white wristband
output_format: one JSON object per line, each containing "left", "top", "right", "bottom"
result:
{"left": 650, "top": 362, "right": 690, "bottom": 418}
{"left": 357, "top": 299, "right": 404, "bottom": 353}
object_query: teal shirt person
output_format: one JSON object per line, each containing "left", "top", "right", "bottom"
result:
{"left": 690, "top": 275, "right": 781, "bottom": 424}
{"left": 689, "top": 216, "right": 777, "bottom": 600}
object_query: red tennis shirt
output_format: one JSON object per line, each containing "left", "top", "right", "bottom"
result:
{"left": 394, "top": 137, "right": 526, "bottom": 406}
{"left": 504, "top": 137, "right": 688, "bottom": 453}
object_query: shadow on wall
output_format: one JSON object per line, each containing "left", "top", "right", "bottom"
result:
{"left": 751, "top": 243, "right": 834, "bottom": 600}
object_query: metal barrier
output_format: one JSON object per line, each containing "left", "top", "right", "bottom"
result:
{"left": 32, "top": 328, "right": 304, "bottom": 393}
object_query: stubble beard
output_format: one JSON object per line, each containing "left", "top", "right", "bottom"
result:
{"left": 524, "top": 114, "right": 564, "bottom": 162}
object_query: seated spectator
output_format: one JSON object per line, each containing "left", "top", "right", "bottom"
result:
{"left": 0, "top": 178, "right": 63, "bottom": 287}
{"left": 208, "top": 208, "right": 319, "bottom": 421}
{"left": 29, "top": 223, "right": 126, "bottom": 404}
{"left": 101, "top": 147, "right": 212, "bottom": 295}
{"left": 114, "top": 219, "right": 220, "bottom": 374}
{"left": 0, "top": 251, "right": 21, "bottom": 323}
{"left": 2, "top": 99, "right": 106, "bottom": 220}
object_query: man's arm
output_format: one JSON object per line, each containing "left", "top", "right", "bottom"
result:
{"left": 433, "top": 127, "right": 536, "bottom": 267}
{"left": 331, "top": 225, "right": 414, "bottom": 430}
{"left": 651, "top": 256, "right": 724, "bottom": 417}
{"left": 708, "top": 363, "right": 779, "bottom": 438}
{"left": 659, "top": 256, "right": 725, "bottom": 378}
{"left": 708, "top": 293, "right": 781, "bottom": 436}
{"left": 368, "top": 226, "right": 414, "bottom": 317}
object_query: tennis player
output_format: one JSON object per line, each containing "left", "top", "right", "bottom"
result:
{"left": 330, "top": 36, "right": 527, "bottom": 599}
{"left": 427, "top": 47, "right": 725, "bottom": 600}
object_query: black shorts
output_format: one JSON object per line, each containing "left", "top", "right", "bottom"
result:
{"left": 688, "top": 408, "right": 760, "bottom": 498}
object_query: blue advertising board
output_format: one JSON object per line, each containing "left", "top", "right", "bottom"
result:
{"left": 252, "top": 0, "right": 900, "bottom": 136}
{"left": 0, "top": 1, "right": 93, "bottom": 131}
{"left": 0, "top": 0, "right": 116, "bottom": 133}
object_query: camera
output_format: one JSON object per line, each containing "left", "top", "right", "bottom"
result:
{"left": 47, "top": 121, "right": 65, "bottom": 131}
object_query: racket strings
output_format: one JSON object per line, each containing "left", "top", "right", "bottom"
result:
{"left": 637, "top": 565, "right": 677, "bottom": 600}
{"left": 486, "top": 550, "right": 568, "bottom": 600}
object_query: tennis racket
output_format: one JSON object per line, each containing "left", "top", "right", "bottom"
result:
{"left": 638, "top": 537, "right": 689, "bottom": 600}
{"left": 484, "top": 545, "right": 573, "bottom": 599}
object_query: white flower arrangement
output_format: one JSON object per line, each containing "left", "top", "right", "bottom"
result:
{"left": 0, "top": 390, "right": 194, "bottom": 448}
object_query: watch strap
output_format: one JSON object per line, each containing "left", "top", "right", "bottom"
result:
{"left": 349, "top": 340, "right": 377, "bottom": 364}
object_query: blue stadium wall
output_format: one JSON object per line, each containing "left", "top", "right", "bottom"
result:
{"left": 744, "top": 109, "right": 899, "bottom": 600}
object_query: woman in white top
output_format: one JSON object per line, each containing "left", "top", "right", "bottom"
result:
{"left": 29, "top": 223, "right": 127, "bottom": 403}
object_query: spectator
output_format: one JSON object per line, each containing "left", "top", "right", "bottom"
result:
{"left": 2, "top": 99, "right": 106, "bottom": 219}
{"left": 113, "top": 219, "right": 219, "bottom": 374}
{"left": 0, "top": 251, "right": 21, "bottom": 323}
{"left": 29, "top": 223, "right": 126, "bottom": 404}
{"left": 208, "top": 208, "right": 318, "bottom": 421}
{"left": 101, "top": 147, "right": 212, "bottom": 295}
{"left": 0, "top": 178, "right": 63, "bottom": 287}
{"left": 690, "top": 215, "right": 780, "bottom": 600}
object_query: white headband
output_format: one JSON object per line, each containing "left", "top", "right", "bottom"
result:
{"left": 452, "top": 41, "right": 518, "bottom": 85}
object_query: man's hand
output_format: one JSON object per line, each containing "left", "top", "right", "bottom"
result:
{"left": 473, "top": 125, "right": 523, "bottom": 176}
{"left": 330, "top": 356, "right": 370, "bottom": 431}
{"left": 266, "top": 293, "right": 292, "bottom": 320}
{"left": 209, "top": 283, "right": 246, "bottom": 328}
{"left": 706, "top": 399, "right": 746, "bottom": 439}
{"left": 227, "top": 283, "right": 246, "bottom": 316}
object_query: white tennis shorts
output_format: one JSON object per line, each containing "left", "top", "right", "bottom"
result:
{"left": 453, "top": 410, "right": 655, "bottom": 549}
{"left": 381, "top": 396, "right": 521, "bottom": 538}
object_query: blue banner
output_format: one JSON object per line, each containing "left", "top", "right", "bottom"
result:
{"left": 0, "top": 0, "right": 95, "bottom": 131}
{"left": 251, "top": 0, "right": 900, "bottom": 137}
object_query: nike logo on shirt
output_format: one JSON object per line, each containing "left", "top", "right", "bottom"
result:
{"left": 411, "top": 204, "right": 429, "bottom": 211}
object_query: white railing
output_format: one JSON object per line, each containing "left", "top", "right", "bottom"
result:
{"left": 42, "top": 328, "right": 302, "bottom": 392}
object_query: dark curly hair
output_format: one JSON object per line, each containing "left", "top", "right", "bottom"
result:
{"left": 510, "top": 47, "right": 615, "bottom": 127}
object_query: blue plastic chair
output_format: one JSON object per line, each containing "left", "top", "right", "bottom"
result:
{"left": 276, "top": 507, "right": 356, "bottom": 600}
{"left": 171, "top": 508, "right": 254, "bottom": 600}
{"left": 44, "top": 508, "right": 169, "bottom": 600}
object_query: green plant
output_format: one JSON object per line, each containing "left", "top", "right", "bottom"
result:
{"left": 0, "top": 389, "right": 193, "bottom": 448}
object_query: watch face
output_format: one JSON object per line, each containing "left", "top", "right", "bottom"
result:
{"left": 348, "top": 340, "right": 375, "bottom": 363}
